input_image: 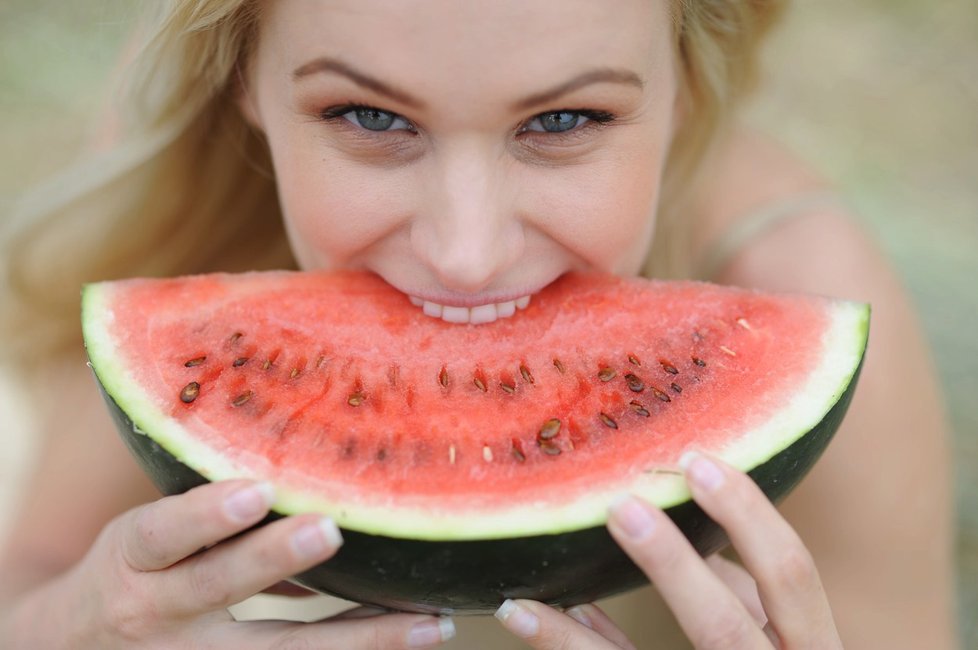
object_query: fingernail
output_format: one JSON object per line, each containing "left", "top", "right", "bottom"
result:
{"left": 495, "top": 599, "right": 539, "bottom": 638}
{"left": 609, "top": 495, "right": 655, "bottom": 540}
{"left": 407, "top": 617, "right": 456, "bottom": 647}
{"left": 291, "top": 516, "right": 343, "bottom": 560}
{"left": 224, "top": 482, "right": 274, "bottom": 523}
{"left": 680, "top": 451, "right": 725, "bottom": 491}
{"left": 566, "top": 605, "right": 593, "bottom": 629}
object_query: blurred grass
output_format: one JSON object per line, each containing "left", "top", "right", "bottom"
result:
{"left": 1, "top": 0, "right": 975, "bottom": 642}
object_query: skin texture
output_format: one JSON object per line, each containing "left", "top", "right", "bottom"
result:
{"left": 0, "top": 0, "right": 957, "bottom": 648}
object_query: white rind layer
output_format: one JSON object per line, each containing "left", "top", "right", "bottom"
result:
{"left": 83, "top": 284, "right": 869, "bottom": 541}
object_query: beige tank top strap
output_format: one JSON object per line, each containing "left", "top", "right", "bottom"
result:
{"left": 695, "top": 190, "right": 846, "bottom": 281}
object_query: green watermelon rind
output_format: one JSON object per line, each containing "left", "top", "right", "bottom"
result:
{"left": 81, "top": 282, "right": 869, "bottom": 541}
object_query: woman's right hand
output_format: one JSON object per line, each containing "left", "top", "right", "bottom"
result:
{"left": 4, "top": 479, "right": 455, "bottom": 649}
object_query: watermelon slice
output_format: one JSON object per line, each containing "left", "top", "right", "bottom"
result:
{"left": 81, "top": 271, "right": 868, "bottom": 613}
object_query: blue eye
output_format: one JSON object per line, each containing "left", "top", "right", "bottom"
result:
{"left": 325, "top": 106, "right": 415, "bottom": 132}
{"left": 527, "top": 111, "right": 588, "bottom": 133}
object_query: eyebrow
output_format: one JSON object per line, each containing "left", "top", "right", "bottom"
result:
{"left": 292, "top": 57, "right": 644, "bottom": 112}
{"left": 293, "top": 57, "right": 424, "bottom": 109}
{"left": 510, "top": 68, "right": 644, "bottom": 111}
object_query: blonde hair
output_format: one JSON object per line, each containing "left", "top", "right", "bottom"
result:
{"left": 0, "top": 0, "right": 786, "bottom": 363}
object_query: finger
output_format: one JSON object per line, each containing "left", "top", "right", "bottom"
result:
{"left": 565, "top": 604, "right": 637, "bottom": 649}
{"left": 608, "top": 496, "right": 769, "bottom": 649}
{"left": 681, "top": 452, "right": 841, "bottom": 647}
{"left": 215, "top": 613, "right": 456, "bottom": 649}
{"left": 705, "top": 554, "right": 766, "bottom": 626}
{"left": 119, "top": 479, "right": 274, "bottom": 571}
{"left": 160, "top": 513, "right": 343, "bottom": 616}
{"left": 495, "top": 599, "right": 620, "bottom": 649}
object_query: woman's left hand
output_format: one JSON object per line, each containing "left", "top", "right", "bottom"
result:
{"left": 493, "top": 452, "right": 844, "bottom": 649}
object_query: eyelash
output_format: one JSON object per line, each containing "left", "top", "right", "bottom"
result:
{"left": 317, "top": 103, "right": 617, "bottom": 142}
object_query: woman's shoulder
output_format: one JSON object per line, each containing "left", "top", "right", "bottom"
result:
{"left": 689, "top": 125, "right": 885, "bottom": 298}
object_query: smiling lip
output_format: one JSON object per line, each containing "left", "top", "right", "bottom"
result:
{"left": 383, "top": 271, "right": 563, "bottom": 324}
{"left": 403, "top": 289, "right": 540, "bottom": 309}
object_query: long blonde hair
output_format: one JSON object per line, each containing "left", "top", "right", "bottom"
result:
{"left": 0, "top": 0, "right": 786, "bottom": 363}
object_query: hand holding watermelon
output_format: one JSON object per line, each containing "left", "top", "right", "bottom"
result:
{"left": 0, "top": 479, "right": 455, "bottom": 648}
{"left": 495, "top": 453, "right": 843, "bottom": 649}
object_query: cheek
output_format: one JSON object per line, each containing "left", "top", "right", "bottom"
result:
{"left": 522, "top": 145, "right": 662, "bottom": 275}
{"left": 268, "top": 135, "right": 413, "bottom": 270}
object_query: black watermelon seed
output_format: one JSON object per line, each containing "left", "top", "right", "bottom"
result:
{"left": 629, "top": 400, "right": 650, "bottom": 417}
{"left": 628, "top": 354, "right": 641, "bottom": 366}
{"left": 232, "top": 357, "right": 249, "bottom": 367}
{"left": 598, "top": 367, "right": 616, "bottom": 382}
{"left": 671, "top": 382, "right": 683, "bottom": 394}
{"left": 538, "top": 418, "right": 561, "bottom": 440}
{"left": 184, "top": 356, "right": 206, "bottom": 368}
{"left": 599, "top": 412, "right": 618, "bottom": 429}
{"left": 519, "top": 364, "right": 534, "bottom": 384}
{"left": 624, "top": 373, "right": 645, "bottom": 393}
{"left": 232, "top": 390, "right": 253, "bottom": 407}
{"left": 692, "top": 356, "right": 707, "bottom": 367}
{"left": 652, "top": 387, "right": 671, "bottom": 402}
{"left": 229, "top": 332, "right": 244, "bottom": 344}
{"left": 511, "top": 440, "right": 526, "bottom": 463}
{"left": 179, "top": 382, "right": 200, "bottom": 403}
{"left": 660, "top": 360, "right": 679, "bottom": 375}
{"left": 539, "top": 439, "right": 562, "bottom": 456}
{"left": 553, "top": 358, "right": 566, "bottom": 374}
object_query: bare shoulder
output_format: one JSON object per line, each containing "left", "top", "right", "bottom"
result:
{"left": 690, "top": 125, "right": 885, "bottom": 298}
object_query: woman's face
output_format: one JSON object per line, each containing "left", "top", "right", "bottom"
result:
{"left": 244, "top": 0, "right": 680, "bottom": 323}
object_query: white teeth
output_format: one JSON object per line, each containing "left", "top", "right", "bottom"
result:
{"left": 422, "top": 301, "right": 443, "bottom": 318}
{"left": 409, "top": 295, "right": 532, "bottom": 324}
{"left": 441, "top": 306, "right": 469, "bottom": 324}
{"left": 469, "top": 304, "right": 498, "bottom": 325}
{"left": 495, "top": 300, "right": 516, "bottom": 318}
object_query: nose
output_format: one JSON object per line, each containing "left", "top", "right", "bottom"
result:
{"left": 411, "top": 142, "right": 525, "bottom": 293}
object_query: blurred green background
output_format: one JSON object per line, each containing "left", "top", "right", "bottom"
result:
{"left": 1, "top": 0, "right": 975, "bottom": 642}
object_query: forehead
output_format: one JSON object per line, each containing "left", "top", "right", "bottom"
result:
{"left": 257, "top": 0, "right": 675, "bottom": 99}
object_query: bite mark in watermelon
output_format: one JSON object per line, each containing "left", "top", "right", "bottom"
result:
{"left": 81, "top": 271, "right": 868, "bottom": 613}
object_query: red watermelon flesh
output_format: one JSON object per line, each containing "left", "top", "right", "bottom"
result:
{"left": 82, "top": 271, "right": 868, "bottom": 541}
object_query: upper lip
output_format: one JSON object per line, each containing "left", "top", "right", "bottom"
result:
{"left": 403, "top": 289, "right": 538, "bottom": 308}
{"left": 379, "top": 269, "right": 565, "bottom": 308}
{"left": 391, "top": 276, "right": 561, "bottom": 308}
